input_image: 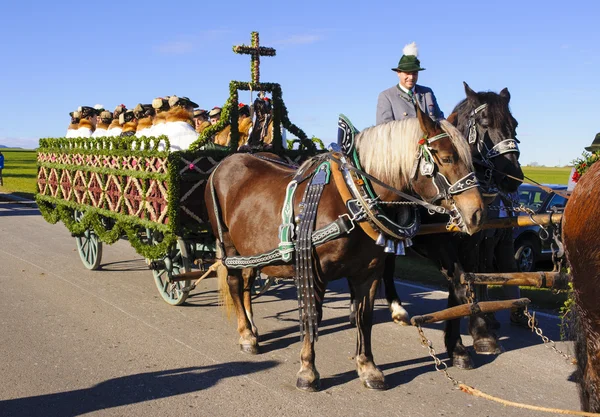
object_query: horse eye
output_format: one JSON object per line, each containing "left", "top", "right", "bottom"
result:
{"left": 479, "top": 118, "right": 490, "bottom": 127}
{"left": 441, "top": 156, "right": 454, "bottom": 164}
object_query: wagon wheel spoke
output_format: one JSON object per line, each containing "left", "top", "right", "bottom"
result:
{"left": 148, "top": 236, "right": 191, "bottom": 306}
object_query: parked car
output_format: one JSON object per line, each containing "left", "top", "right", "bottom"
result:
{"left": 512, "top": 184, "right": 569, "bottom": 272}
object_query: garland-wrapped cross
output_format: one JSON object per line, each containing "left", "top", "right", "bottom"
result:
{"left": 232, "top": 31, "right": 276, "bottom": 84}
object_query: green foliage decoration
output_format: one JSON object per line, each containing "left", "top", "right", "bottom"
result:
{"left": 571, "top": 150, "right": 600, "bottom": 183}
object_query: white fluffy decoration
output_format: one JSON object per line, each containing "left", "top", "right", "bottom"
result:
{"left": 402, "top": 42, "right": 418, "bottom": 57}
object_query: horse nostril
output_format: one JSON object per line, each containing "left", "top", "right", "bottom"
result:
{"left": 471, "top": 208, "right": 485, "bottom": 228}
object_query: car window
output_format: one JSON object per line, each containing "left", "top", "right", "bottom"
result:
{"left": 547, "top": 194, "right": 567, "bottom": 211}
{"left": 518, "top": 189, "right": 548, "bottom": 211}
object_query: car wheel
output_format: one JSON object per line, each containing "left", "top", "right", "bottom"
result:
{"left": 515, "top": 239, "right": 537, "bottom": 272}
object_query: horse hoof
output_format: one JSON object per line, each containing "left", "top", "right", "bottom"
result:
{"left": 452, "top": 354, "right": 474, "bottom": 370}
{"left": 363, "top": 378, "right": 387, "bottom": 390}
{"left": 391, "top": 303, "right": 411, "bottom": 326}
{"left": 473, "top": 339, "right": 502, "bottom": 355}
{"left": 393, "top": 316, "right": 411, "bottom": 326}
{"left": 240, "top": 344, "right": 259, "bottom": 354}
{"left": 296, "top": 377, "right": 320, "bottom": 392}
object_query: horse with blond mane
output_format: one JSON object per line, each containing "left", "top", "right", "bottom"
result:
{"left": 205, "top": 107, "right": 484, "bottom": 391}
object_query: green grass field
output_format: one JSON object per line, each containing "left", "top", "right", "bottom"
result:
{"left": 521, "top": 166, "right": 572, "bottom": 185}
{"left": 0, "top": 148, "right": 38, "bottom": 199}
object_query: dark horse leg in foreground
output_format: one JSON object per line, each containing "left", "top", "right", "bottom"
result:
{"left": 563, "top": 161, "right": 600, "bottom": 412}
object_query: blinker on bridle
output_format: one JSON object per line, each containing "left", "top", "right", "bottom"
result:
{"left": 468, "top": 103, "right": 520, "bottom": 163}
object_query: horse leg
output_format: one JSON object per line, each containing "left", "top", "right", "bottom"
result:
{"left": 348, "top": 279, "right": 357, "bottom": 326}
{"left": 296, "top": 283, "right": 325, "bottom": 392}
{"left": 242, "top": 268, "right": 259, "bottom": 337}
{"left": 353, "top": 275, "right": 386, "bottom": 390}
{"left": 227, "top": 269, "right": 259, "bottom": 354}
{"left": 383, "top": 254, "right": 410, "bottom": 326}
{"left": 444, "top": 281, "right": 474, "bottom": 370}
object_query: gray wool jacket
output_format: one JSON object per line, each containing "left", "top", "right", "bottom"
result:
{"left": 376, "top": 84, "right": 444, "bottom": 125}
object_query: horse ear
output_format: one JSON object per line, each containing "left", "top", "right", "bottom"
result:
{"left": 447, "top": 112, "right": 458, "bottom": 127}
{"left": 500, "top": 87, "right": 511, "bottom": 101}
{"left": 416, "top": 103, "right": 436, "bottom": 136}
{"left": 463, "top": 81, "right": 477, "bottom": 102}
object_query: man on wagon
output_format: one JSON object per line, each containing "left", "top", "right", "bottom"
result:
{"left": 376, "top": 42, "right": 444, "bottom": 124}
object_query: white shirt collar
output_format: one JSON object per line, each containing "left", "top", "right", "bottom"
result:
{"left": 398, "top": 83, "right": 415, "bottom": 95}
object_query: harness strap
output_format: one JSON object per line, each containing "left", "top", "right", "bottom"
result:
{"left": 295, "top": 162, "right": 330, "bottom": 343}
{"left": 330, "top": 156, "right": 380, "bottom": 241}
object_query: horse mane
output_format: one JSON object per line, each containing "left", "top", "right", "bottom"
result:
{"left": 452, "top": 92, "right": 518, "bottom": 133}
{"left": 356, "top": 118, "right": 472, "bottom": 190}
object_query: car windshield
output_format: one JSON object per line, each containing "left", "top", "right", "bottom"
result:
{"left": 518, "top": 189, "right": 548, "bottom": 212}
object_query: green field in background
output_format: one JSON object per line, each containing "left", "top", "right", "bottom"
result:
{"left": 0, "top": 149, "right": 38, "bottom": 198}
{"left": 521, "top": 166, "right": 572, "bottom": 185}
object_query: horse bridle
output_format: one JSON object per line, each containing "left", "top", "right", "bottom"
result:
{"left": 466, "top": 103, "right": 520, "bottom": 193}
{"left": 412, "top": 132, "right": 480, "bottom": 205}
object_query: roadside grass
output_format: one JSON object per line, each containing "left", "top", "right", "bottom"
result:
{"left": 0, "top": 148, "right": 37, "bottom": 199}
{"left": 521, "top": 166, "right": 572, "bottom": 185}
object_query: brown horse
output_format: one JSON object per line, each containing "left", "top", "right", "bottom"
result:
{"left": 205, "top": 106, "right": 485, "bottom": 391}
{"left": 563, "top": 160, "right": 600, "bottom": 412}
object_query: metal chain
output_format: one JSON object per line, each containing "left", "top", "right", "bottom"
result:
{"left": 523, "top": 308, "right": 574, "bottom": 362}
{"left": 416, "top": 324, "right": 461, "bottom": 387}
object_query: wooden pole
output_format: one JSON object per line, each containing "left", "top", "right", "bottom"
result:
{"left": 417, "top": 213, "right": 563, "bottom": 235}
{"left": 410, "top": 298, "right": 530, "bottom": 326}
{"left": 460, "top": 271, "right": 570, "bottom": 289}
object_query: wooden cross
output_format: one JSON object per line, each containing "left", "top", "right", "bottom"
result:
{"left": 233, "top": 31, "right": 276, "bottom": 85}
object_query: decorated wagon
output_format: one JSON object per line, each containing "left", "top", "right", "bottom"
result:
{"left": 35, "top": 32, "right": 322, "bottom": 305}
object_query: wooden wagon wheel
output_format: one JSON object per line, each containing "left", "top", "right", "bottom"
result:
{"left": 146, "top": 230, "right": 192, "bottom": 306}
{"left": 74, "top": 210, "right": 103, "bottom": 270}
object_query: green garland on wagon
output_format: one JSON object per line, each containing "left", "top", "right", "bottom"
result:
{"left": 188, "top": 81, "right": 321, "bottom": 152}
{"left": 35, "top": 136, "right": 197, "bottom": 259}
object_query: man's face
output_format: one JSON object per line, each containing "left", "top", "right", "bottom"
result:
{"left": 90, "top": 114, "right": 98, "bottom": 128}
{"left": 397, "top": 71, "right": 418, "bottom": 89}
{"left": 210, "top": 116, "right": 220, "bottom": 125}
{"left": 194, "top": 118, "right": 203, "bottom": 129}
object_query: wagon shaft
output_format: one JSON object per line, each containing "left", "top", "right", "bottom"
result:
{"left": 460, "top": 271, "right": 570, "bottom": 290}
{"left": 417, "top": 212, "right": 563, "bottom": 235}
{"left": 410, "top": 298, "right": 530, "bottom": 326}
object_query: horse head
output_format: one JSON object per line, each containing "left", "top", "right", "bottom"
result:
{"left": 356, "top": 106, "right": 485, "bottom": 235}
{"left": 451, "top": 82, "right": 523, "bottom": 195}
{"left": 413, "top": 105, "right": 485, "bottom": 234}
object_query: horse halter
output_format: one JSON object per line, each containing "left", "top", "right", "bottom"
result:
{"left": 467, "top": 103, "right": 520, "bottom": 191}
{"left": 411, "top": 132, "right": 480, "bottom": 205}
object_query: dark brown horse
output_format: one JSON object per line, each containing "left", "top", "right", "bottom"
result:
{"left": 373, "top": 83, "right": 523, "bottom": 369}
{"left": 563, "top": 160, "right": 600, "bottom": 412}
{"left": 205, "top": 107, "right": 485, "bottom": 391}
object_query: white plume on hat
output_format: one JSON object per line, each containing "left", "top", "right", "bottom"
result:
{"left": 94, "top": 104, "right": 104, "bottom": 110}
{"left": 402, "top": 42, "right": 419, "bottom": 57}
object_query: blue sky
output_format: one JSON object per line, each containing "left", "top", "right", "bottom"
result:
{"left": 0, "top": 0, "right": 597, "bottom": 166}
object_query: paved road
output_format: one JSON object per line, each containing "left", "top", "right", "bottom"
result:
{"left": 0, "top": 199, "right": 580, "bottom": 417}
